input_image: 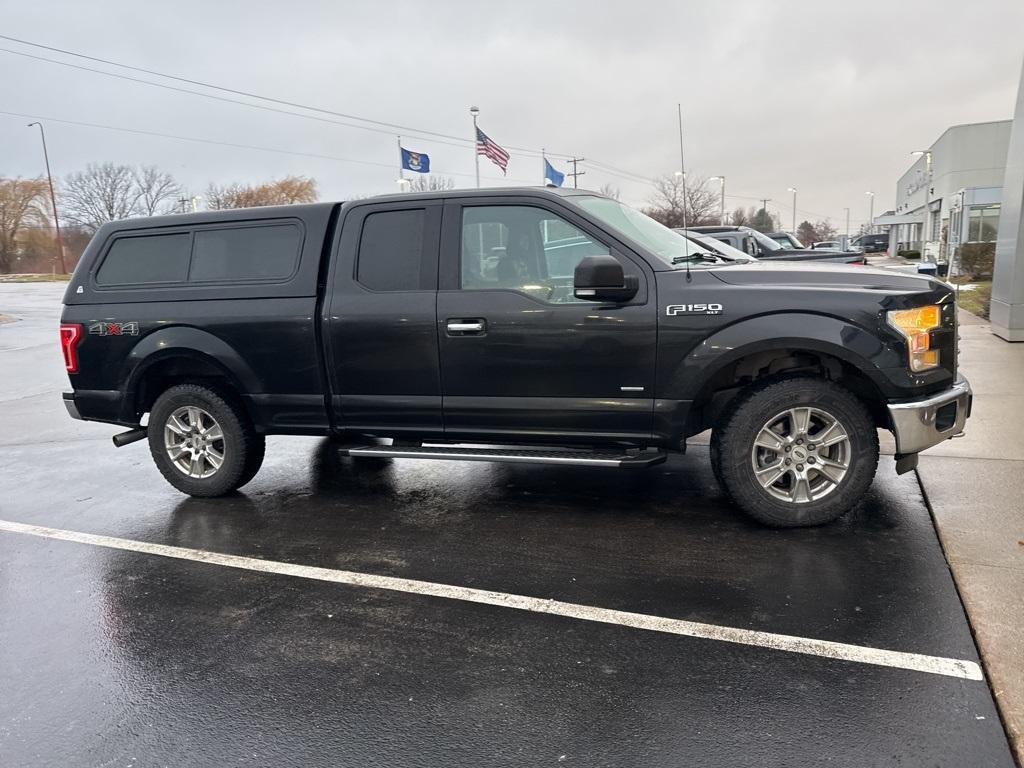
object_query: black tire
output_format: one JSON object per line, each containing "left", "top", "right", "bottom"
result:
{"left": 148, "top": 383, "right": 259, "bottom": 497}
{"left": 713, "top": 377, "right": 879, "bottom": 527}
{"left": 237, "top": 434, "right": 266, "bottom": 488}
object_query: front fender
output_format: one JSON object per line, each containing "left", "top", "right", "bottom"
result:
{"left": 663, "top": 312, "right": 898, "bottom": 403}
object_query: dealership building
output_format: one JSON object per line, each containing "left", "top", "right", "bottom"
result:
{"left": 876, "top": 120, "right": 1011, "bottom": 263}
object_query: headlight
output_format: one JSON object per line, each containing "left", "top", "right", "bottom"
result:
{"left": 887, "top": 304, "right": 941, "bottom": 372}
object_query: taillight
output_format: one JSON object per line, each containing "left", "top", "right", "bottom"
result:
{"left": 60, "top": 323, "right": 82, "bottom": 374}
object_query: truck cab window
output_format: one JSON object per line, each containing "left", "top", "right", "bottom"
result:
{"left": 460, "top": 205, "right": 610, "bottom": 304}
{"left": 357, "top": 208, "right": 426, "bottom": 291}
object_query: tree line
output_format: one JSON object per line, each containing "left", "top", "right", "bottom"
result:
{"left": 0, "top": 164, "right": 317, "bottom": 273}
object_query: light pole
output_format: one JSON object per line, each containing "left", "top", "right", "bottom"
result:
{"left": 469, "top": 106, "right": 480, "bottom": 188}
{"left": 786, "top": 187, "right": 797, "bottom": 232}
{"left": 865, "top": 191, "right": 875, "bottom": 234}
{"left": 912, "top": 150, "right": 933, "bottom": 257}
{"left": 710, "top": 176, "right": 726, "bottom": 224}
{"left": 843, "top": 207, "right": 850, "bottom": 242}
{"left": 27, "top": 122, "right": 66, "bottom": 274}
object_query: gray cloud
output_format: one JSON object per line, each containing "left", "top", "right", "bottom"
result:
{"left": 1, "top": 0, "right": 1021, "bottom": 230}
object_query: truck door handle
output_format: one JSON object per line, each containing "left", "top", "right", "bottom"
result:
{"left": 447, "top": 319, "right": 486, "bottom": 335}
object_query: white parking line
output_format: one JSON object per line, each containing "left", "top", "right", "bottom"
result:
{"left": 0, "top": 518, "right": 984, "bottom": 681}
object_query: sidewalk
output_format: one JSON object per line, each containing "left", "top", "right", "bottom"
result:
{"left": 918, "top": 310, "right": 1024, "bottom": 762}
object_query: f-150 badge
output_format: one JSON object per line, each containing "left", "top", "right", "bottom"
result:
{"left": 88, "top": 321, "right": 139, "bottom": 336}
{"left": 666, "top": 303, "right": 723, "bottom": 316}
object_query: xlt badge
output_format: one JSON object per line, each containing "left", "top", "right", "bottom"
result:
{"left": 666, "top": 303, "right": 723, "bottom": 316}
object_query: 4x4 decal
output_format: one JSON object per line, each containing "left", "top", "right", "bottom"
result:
{"left": 88, "top": 321, "right": 139, "bottom": 336}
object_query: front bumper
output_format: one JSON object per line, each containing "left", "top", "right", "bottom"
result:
{"left": 887, "top": 374, "right": 972, "bottom": 455}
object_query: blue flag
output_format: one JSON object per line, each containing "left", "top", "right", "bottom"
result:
{"left": 543, "top": 158, "right": 565, "bottom": 187}
{"left": 400, "top": 147, "right": 430, "bottom": 174}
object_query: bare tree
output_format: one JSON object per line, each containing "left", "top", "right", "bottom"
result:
{"left": 406, "top": 175, "right": 454, "bottom": 192}
{"left": 731, "top": 206, "right": 750, "bottom": 227}
{"left": 643, "top": 174, "right": 720, "bottom": 228}
{"left": 135, "top": 166, "right": 183, "bottom": 216}
{"left": 61, "top": 163, "right": 142, "bottom": 232}
{"left": 0, "top": 177, "right": 50, "bottom": 272}
{"left": 206, "top": 176, "right": 318, "bottom": 209}
{"left": 598, "top": 184, "right": 621, "bottom": 201}
{"left": 815, "top": 219, "right": 838, "bottom": 242}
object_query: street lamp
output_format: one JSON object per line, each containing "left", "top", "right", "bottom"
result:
{"left": 710, "top": 176, "right": 726, "bottom": 225}
{"left": 469, "top": 106, "right": 480, "bottom": 188}
{"left": 27, "top": 122, "right": 67, "bottom": 274}
{"left": 786, "top": 187, "right": 797, "bottom": 233}
{"left": 865, "top": 191, "right": 875, "bottom": 235}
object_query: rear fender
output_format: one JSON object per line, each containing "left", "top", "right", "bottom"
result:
{"left": 120, "top": 326, "right": 261, "bottom": 418}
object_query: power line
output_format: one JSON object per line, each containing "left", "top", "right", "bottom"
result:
{"left": 0, "top": 34, "right": 666, "bottom": 183}
{"left": 0, "top": 109, "right": 538, "bottom": 185}
{"left": 0, "top": 37, "right": 570, "bottom": 160}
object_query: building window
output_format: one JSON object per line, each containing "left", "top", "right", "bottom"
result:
{"left": 930, "top": 205, "right": 941, "bottom": 241}
{"left": 967, "top": 205, "right": 1000, "bottom": 242}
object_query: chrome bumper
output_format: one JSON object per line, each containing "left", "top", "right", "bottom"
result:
{"left": 887, "top": 374, "right": 972, "bottom": 455}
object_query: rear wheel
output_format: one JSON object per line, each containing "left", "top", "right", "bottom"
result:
{"left": 713, "top": 377, "right": 878, "bottom": 527}
{"left": 148, "top": 384, "right": 262, "bottom": 497}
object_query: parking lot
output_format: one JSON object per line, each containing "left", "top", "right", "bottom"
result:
{"left": 0, "top": 283, "right": 1015, "bottom": 766}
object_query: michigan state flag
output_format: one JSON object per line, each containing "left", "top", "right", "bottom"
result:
{"left": 543, "top": 158, "right": 565, "bottom": 187}
{"left": 400, "top": 147, "right": 430, "bottom": 173}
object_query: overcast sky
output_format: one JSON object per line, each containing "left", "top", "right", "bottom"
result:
{"left": 1, "top": 0, "right": 1022, "bottom": 229}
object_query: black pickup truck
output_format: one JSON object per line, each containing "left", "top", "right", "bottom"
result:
{"left": 60, "top": 187, "right": 971, "bottom": 527}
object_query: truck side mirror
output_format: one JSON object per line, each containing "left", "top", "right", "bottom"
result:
{"left": 574, "top": 255, "right": 639, "bottom": 302}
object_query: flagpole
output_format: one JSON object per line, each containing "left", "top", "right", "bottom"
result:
{"left": 470, "top": 105, "right": 480, "bottom": 189}
{"left": 541, "top": 148, "right": 545, "bottom": 185}
{"left": 397, "top": 135, "right": 404, "bottom": 190}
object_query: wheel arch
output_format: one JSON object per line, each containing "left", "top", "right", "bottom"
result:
{"left": 671, "top": 314, "right": 892, "bottom": 437}
{"left": 120, "top": 327, "right": 260, "bottom": 423}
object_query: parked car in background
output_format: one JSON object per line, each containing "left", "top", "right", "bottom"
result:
{"left": 853, "top": 233, "right": 890, "bottom": 253}
{"left": 681, "top": 231, "right": 756, "bottom": 262}
{"left": 687, "top": 226, "right": 867, "bottom": 264}
{"left": 767, "top": 231, "right": 805, "bottom": 249}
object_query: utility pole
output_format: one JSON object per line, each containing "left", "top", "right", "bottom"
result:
{"left": 865, "top": 191, "right": 875, "bottom": 234}
{"left": 469, "top": 106, "right": 480, "bottom": 188}
{"left": 177, "top": 195, "right": 190, "bottom": 214}
{"left": 844, "top": 207, "right": 850, "bottom": 242}
{"left": 787, "top": 187, "right": 797, "bottom": 232}
{"left": 27, "top": 122, "right": 66, "bottom": 274}
{"left": 566, "top": 157, "right": 585, "bottom": 189}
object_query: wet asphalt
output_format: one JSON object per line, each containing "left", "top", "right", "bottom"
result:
{"left": 0, "top": 284, "right": 1015, "bottom": 767}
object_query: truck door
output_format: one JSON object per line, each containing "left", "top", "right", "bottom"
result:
{"left": 437, "top": 200, "right": 657, "bottom": 443}
{"left": 324, "top": 200, "right": 443, "bottom": 435}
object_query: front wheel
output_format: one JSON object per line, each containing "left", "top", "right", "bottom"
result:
{"left": 148, "top": 384, "right": 263, "bottom": 497}
{"left": 713, "top": 377, "right": 879, "bottom": 527}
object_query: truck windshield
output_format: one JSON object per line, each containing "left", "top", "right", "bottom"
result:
{"left": 572, "top": 195, "right": 708, "bottom": 268}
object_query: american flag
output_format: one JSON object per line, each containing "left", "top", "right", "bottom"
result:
{"left": 476, "top": 127, "right": 510, "bottom": 175}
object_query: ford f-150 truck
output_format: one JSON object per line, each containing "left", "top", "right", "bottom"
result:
{"left": 59, "top": 187, "right": 971, "bottom": 527}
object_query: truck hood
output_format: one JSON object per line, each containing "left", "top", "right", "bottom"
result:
{"left": 707, "top": 260, "right": 937, "bottom": 291}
